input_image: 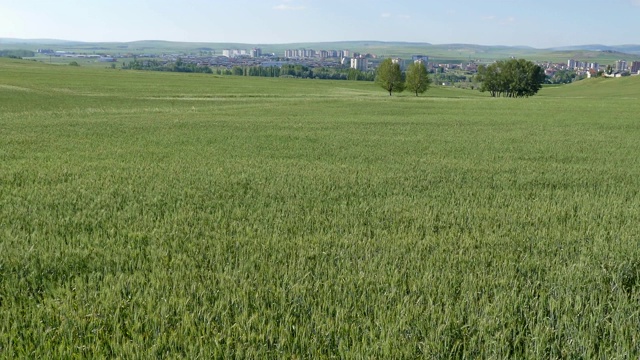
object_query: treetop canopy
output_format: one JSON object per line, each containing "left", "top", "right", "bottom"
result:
{"left": 476, "top": 59, "right": 545, "bottom": 98}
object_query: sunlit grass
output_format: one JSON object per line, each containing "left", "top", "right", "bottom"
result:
{"left": 1, "top": 58, "right": 640, "bottom": 358}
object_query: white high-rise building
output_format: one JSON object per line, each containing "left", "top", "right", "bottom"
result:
{"left": 222, "top": 49, "right": 247, "bottom": 58}
{"left": 412, "top": 55, "right": 429, "bottom": 64}
{"left": 350, "top": 57, "right": 368, "bottom": 72}
{"left": 392, "top": 58, "right": 405, "bottom": 70}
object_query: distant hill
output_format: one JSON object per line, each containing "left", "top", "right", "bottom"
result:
{"left": 2, "top": 38, "right": 640, "bottom": 62}
{"left": 548, "top": 44, "right": 640, "bottom": 55}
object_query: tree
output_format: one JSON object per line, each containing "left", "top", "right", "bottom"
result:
{"left": 548, "top": 69, "right": 576, "bottom": 84}
{"left": 405, "top": 61, "right": 431, "bottom": 96}
{"left": 476, "top": 59, "right": 545, "bottom": 98}
{"left": 376, "top": 58, "right": 405, "bottom": 96}
{"left": 232, "top": 66, "right": 244, "bottom": 76}
{"left": 0, "top": 49, "right": 35, "bottom": 58}
{"left": 606, "top": 65, "right": 613, "bottom": 75}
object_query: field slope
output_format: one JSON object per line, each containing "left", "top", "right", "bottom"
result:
{"left": 541, "top": 75, "right": 640, "bottom": 98}
{"left": 1, "top": 58, "right": 640, "bottom": 358}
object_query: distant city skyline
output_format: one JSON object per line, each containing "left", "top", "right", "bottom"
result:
{"left": 1, "top": 0, "right": 639, "bottom": 49}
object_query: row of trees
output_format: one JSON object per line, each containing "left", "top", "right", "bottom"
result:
{"left": 476, "top": 59, "right": 545, "bottom": 98}
{"left": 547, "top": 69, "right": 582, "bottom": 84}
{"left": 120, "top": 59, "right": 376, "bottom": 82}
{"left": 221, "top": 65, "right": 375, "bottom": 81}
{"left": 375, "top": 59, "right": 432, "bottom": 96}
{"left": 118, "top": 55, "right": 546, "bottom": 99}
{"left": 122, "top": 59, "right": 213, "bottom": 74}
{"left": 376, "top": 58, "right": 548, "bottom": 98}
{"left": 0, "top": 50, "right": 35, "bottom": 59}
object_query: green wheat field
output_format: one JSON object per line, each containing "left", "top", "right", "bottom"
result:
{"left": 1, "top": 58, "right": 640, "bottom": 358}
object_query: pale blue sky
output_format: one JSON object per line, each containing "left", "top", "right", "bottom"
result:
{"left": 1, "top": 0, "right": 639, "bottom": 48}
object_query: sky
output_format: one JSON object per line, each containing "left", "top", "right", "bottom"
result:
{"left": 1, "top": 0, "right": 639, "bottom": 48}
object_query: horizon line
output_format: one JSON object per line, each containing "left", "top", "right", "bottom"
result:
{"left": 2, "top": 37, "right": 640, "bottom": 51}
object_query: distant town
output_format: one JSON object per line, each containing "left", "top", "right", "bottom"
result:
{"left": 33, "top": 46, "right": 640, "bottom": 85}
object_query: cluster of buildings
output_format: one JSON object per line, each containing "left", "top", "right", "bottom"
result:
{"left": 613, "top": 59, "right": 640, "bottom": 73}
{"left": 281, "top": 48, "right": 377, "bottom": 72}
{"left": 222, "top": 48, "right": 262, "bottom": 58}
{"left": 566, "top": 59, "right": 601, "bottom": 71}
{"left": 541, "top": 58, "right": 640, "bottom": 79}
{"left": 222, "top": 48, "right": 375, "bottom": 62}
{"left": 565, "top": 59, "right": 640, "bottom": 73}
{"left": 389, "top": 55, "right": 430, "bottom": 69}
{"left": 220, "top": 47, "right": 385, "bottom": 72}
{"left": 37, "top": 49, "right": 117, "bottom": 62}
{"left": 350, "top": 57, "right": 368, "bottom": 71}
{"left": 34, "top": 46, "right": 640, "bottom": 82}
{"left": 347, "top": 55, "right": 431, "bottom": 72}
{"left": 283, "top": 49, "right": 355, "bottom": 59}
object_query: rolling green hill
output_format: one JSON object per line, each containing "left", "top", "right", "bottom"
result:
{"left": 541, "top": 75, "right": 640, "bottom": 98}
{"left": 2, "top": 58, "right": 640, "bottom": 358}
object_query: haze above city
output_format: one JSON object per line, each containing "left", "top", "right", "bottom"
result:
{"left": 1, "top": 0, "right": 639, "bottom": 49}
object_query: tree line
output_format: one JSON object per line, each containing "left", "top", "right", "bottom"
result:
{"left": 118, "top": 55, "right": 547, "bottom": 99}
{"left": 0, "top": 50, "right": 35, "bottom": 59}
{"left": 375, "top": 59, "right": 432, "bottom": 96}
{"left": 476, "top": 59, "right": 545, "bottom": 98}
{"left": 216, "top": 64, "right": 375, "bottom": 81}
{"left": 122, "top": 59, "right": 213, "bottom": 74}
{"left": 375, "top": 58, "right": 548, "bottom": 98}
{"left": 121, "top": 59, "right": 375, "bottom": 81}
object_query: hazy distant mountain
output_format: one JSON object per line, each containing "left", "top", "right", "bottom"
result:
{"left": 2, "top": 38, "right": 639, "bottom": 54}
{"left": 548, "top": 44, "right": 640, "bottom": 55}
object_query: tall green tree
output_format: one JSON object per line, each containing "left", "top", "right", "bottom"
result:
{"left": 477, "top": 59, "right": 545, "bottom": 98}
{"left": 606, "top": 65, "right": 613, "bottom": 75}
{"left": 376, "top": 58, "right": 405, "bottom": 96}
{"left": 548, "top": 69, "right": 576, "bottom": 84}
{"left": 405, "top": 61, "right": 431, "bottom": 96}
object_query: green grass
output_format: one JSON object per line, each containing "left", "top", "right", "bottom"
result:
{"left": 541, "top": 75, "right": 640, "bottom": 98}
{"left": 1, "top": 58, "right": 640, "bottom": 358}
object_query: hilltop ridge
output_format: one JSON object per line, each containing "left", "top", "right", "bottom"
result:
{"left": 2, "top": 38, "right": 640, "bottom": 62}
